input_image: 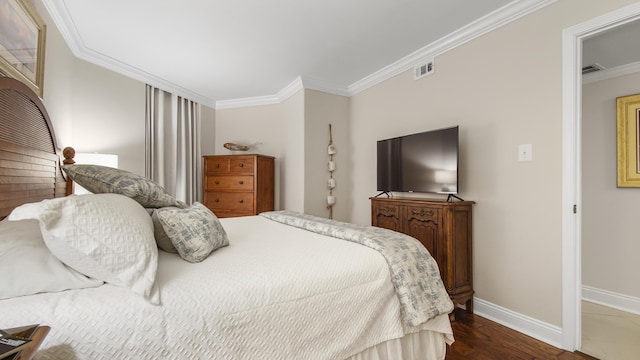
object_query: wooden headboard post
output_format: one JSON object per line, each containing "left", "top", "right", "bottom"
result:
{"left": 63, "top": 146, "right": 76, "bottom": 196}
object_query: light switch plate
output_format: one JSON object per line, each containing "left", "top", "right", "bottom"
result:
{"left": 518, "top": 144, "right": 532, "bottom": 162}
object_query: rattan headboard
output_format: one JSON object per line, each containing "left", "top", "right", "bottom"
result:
{"left": 0, "top": 77, "right": 70, "bottom": 218}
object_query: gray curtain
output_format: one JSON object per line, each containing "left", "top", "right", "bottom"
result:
{"left": 145, "top": 85, "right": 202, "bottom": 205}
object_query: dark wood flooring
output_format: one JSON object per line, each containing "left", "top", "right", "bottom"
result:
{"left": 446, "top": 309, "right": 598, "bottom": 360}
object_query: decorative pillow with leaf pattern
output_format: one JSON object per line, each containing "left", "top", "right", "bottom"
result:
{"left": 62, "top": 164, "right": 187, "bottom": 209}
{"left": 154, "top": 203, "right": 229, "bottom": 263}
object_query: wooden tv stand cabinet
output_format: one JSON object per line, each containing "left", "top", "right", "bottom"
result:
{"left": 370, "top": 197, "right": 474, "bottom": 313}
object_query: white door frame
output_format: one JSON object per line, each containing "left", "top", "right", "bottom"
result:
{"left": 561, "top": 2, "right": 640, "bottom": 351}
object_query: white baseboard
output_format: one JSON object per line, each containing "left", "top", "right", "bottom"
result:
{"left": 472, "top": 289, "right": 640, "bottom": 350}
{"left": 582, "top": 286, "right": 640, "bottom": 316}
{"left": 473, "top": 298, "right": 564, "bottom": 349}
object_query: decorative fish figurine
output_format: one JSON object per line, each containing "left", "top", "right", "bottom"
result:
{"left": 224, "top": 142, "right": 250, "bottom": 151}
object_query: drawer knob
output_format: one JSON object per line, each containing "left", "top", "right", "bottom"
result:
{"left": 215, "top": 180, "right": 220, "bottom": 185}
{"left": 215, "top": 164, "right": 220, "bottom": 168}
{"left": 239, "top": 180, "right": 244, "bottom": 185}
{"left": 214, "top": 199, "right": 219, "bottom": 203}
{"left": 239, "top": 163, "right": 244, "bottom": 167}
{"left": 239, "top": 200, "right": 244, "bottom": 204}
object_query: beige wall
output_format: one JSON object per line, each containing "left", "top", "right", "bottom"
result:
{"left": 37, "top": 0, "right": 217, "bottom": 177}
{"left": 582, "top": 73, "right": 640, "bottom": 299}
{"left": 349, "top": 0, "right": 639, "bottom": 327}
{"left": 214, "top": 90, "right": 351, "bottom": 219}
{"left": 214, "top": 100, "right": 291, "bottom": 211}
{"left": 304, "top": 90, "right": 350, "bottom": 221}
{"left": 35, "top": 0, "right": 146, "bottom": 174}
{"left": 200, "top": 105, "right": 216, "bottom": 156}
{"left": 34, "top": 0, "right": 640, "bottom": 331}
{"left": 280, "top": 91, "right": 305, "bottom": 212}
{"left": 35, "top": 1, "right": 145, "bottom": 175}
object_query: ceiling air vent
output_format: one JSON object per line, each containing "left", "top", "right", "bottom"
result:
{"left": 582, "top": 63, "right": 605, "bottom": 75}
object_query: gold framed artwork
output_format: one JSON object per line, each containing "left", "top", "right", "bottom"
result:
{"left": 616, "top": 93, "right": 640, "bottom": 187}
{"left": 0, "top": 0, "right": 46, "bottom": 97}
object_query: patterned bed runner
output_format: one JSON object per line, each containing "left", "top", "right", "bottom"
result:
{"left": 260, "top": 210, "right": 454, "bottom": 328}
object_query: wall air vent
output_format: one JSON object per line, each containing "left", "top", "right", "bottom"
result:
{"left": 414, "top": 59, "right": 434, "bottom": 80}
{"left": 582, "top": 63, "right": 605, "bottom": 75}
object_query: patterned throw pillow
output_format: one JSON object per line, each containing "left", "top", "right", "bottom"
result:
{"left": 154, "top": 203, "right": 229, "bottom": 263}
{"left": 62, "top": 165, "right": 187, "bottom": 209}
{"left": 151, "top": 208, "right": 179, "bottom": 253}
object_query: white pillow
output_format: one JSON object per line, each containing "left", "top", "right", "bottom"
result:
{"left": 8, "top": 194, "right": 160, "bottom": 304}
{"left": 0, "top": 219, "right": 103, "bottom": 300}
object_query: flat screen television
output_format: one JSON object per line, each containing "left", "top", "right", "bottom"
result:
{"left": 377, "top": 126, "right": 459, "bottom": 195}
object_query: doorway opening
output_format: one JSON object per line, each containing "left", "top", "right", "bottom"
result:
{"left": 561, "top": 2, "right": 640, "bottom": 351}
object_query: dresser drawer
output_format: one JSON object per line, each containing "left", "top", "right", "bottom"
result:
{"left": 206, "top": 176, "right": 253, "bottom": 190}
{"left": 203, "top": 154, "right": 274, "bottom": 218}
{"left": 405, "top": 205, "right": 441, "bottom": 225}
{"left": 205, "top": 157, "right": 230, "bottom": 174}
{"left": 204, "top": 192, "right": 254, "bottom": 211}
{"left": 205, "top": 156, "right": 255, "bottom": 174}
{"left": 229, "top": 157, "right": 254, "bottom": 173}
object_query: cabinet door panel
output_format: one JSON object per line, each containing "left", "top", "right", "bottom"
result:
{"left": 452, "top": 209, "right": 472, "bottom": 291}
{"left": 370, "top": 197, "right": 474, "bottom": 314}
{"left": 404, "top": 206, "right": 442, "bottom": 269}
{"left": 372, "top": 204, "right": 401, "bottom": 231}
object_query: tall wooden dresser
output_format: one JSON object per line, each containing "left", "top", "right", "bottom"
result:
{"left": 370, "top": 197, "right": 475, "bottom": 314}
{"left": 203, "top": 154, "right": 275, "bottom": 218}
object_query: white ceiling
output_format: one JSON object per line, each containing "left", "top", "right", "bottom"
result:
{"left": 583, "top": 18, "right": 640, "bottom": 70}
{"left": 42, "top": 0, "right": 519, "bottom": 106}
{"left": 42, "top": 0, "right": 638, "bottom": 107}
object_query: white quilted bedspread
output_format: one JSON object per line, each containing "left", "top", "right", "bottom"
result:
{"left": 0, "top": 216, "right": 451, "bottom": 360}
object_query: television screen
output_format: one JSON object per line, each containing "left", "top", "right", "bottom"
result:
{"left": 377, "top": 126, "right": 458, "bottom": 194}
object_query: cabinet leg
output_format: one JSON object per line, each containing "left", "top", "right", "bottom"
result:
{"left": 465, "top": 297, "right": 474, "bottom": 314}
{"left": 449, "top": 307, "right": 470, "bottom": 322}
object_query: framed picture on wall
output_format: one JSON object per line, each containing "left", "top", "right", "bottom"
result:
{"left": 0, "top": 0, "right": 46, "bottom": 97}
{"left": 616, "top": 93, "right": 640, "bottom": 187}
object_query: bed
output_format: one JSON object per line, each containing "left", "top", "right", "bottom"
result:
{"left": 0, "top": 76, "right": 454, "bottom": 360}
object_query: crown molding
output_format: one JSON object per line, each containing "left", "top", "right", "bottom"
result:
{"left": 213, "top": 0, "right": 556, "bottom": 109}
{"left": 41, "top": 0, "right": 82, "bottom": 54}
{"left": 214, "top": 94, "right": 282, "bottom": 110}
{"left": 215, "top": 76, "right": 350, "bottom": 109}
{"left": 41, "top": 0, "right": 217, "bottom": 108}
{"left": 582, "top": 61, "right": 640, "bottom": 84}
{"left": 215, "top": 77, "right": 304, "bottom": 109}
{"left": 42, "top": 0, "right": 555, "bottom": 109}
{"left": 301, "top": 76, "right": 350, "bottom": 97}
{"left": 348, "top": 0, "right": 557, "bottom": 95}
